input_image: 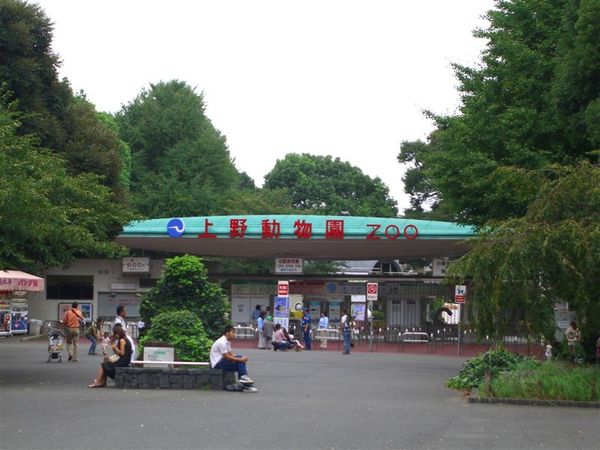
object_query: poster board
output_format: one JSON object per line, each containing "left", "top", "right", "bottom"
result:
{"left": 10, "top": 300, "right": 28, "bottom": 334}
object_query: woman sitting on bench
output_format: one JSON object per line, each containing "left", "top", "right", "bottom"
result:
{"left": 88, "top": 324, "right": 132, "bottom": 388}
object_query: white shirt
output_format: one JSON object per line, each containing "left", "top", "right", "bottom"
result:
{"left": 210, "top": 335, "right": 231, "bottom": 368}
{"left": 319, "top": 316, "right": 329, "bottom": 329}
{"left": 113, "top": 315, "right": 128, "bottom": 332}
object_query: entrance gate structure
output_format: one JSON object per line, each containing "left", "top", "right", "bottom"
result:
{"left": 116, "top": 215, "right": 476, "bottom": 339}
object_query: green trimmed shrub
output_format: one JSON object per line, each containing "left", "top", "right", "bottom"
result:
{"left": 140, "top": 255, "right": 230, "bottom": 340}
{"left": 447, "top": 348, "right": 531, "bottom": 390}
{"left": 138, "top": 310, "right": 212, "bottom": 362}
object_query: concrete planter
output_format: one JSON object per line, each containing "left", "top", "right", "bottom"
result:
{"left": 115, "top": 366, "right": 236, "bottom": 390}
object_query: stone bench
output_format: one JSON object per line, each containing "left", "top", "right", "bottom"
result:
{"left": 115, "top": 366, "right": 236, "bottom": 390}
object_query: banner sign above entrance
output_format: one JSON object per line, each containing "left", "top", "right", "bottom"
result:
{"left": 118, "top": 216, "right": 477, "bottom": 261}
{"left": 161, "top": 216, "right": 421, "bottom": 241}
{"left": 274, "top": 257, "right": 303, "bottom": 274}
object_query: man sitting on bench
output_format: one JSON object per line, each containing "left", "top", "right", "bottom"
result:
{"left": 210, "top": 325, "right": 255, "bottom": 386}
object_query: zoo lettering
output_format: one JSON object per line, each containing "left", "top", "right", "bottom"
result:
{"left": 196, "top": 218, "right": 419, "bottom": 240}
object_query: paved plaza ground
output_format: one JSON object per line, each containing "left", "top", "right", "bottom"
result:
{"left": 0, "top": 336, "right": 598, "bottom": 450}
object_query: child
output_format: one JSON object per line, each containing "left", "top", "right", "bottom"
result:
{"left": 100, "top": 331, "right": 111, "bottom": 356}
{"left": 544, "top": 344, "right": 552, "bottom": 361}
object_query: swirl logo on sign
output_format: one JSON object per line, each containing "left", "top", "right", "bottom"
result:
{"left": 167, "top": 218, "right": 185, "bottom": 238}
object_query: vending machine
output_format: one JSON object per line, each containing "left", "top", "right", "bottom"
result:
{"left": 10, "top": 299, "right": 28, "bottom": 335}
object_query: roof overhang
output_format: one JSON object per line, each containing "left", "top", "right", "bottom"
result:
{"left": 115, "top": 215, "right": 476, "bottom": 260}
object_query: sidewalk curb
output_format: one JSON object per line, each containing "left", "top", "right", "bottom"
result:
{"left": 20, "top": 334, "right": 47, "bottom": 342}
{"left": 469, "top": 388, "right": 600, "bottom": 408}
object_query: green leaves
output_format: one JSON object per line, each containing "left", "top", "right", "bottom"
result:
{"left": 115, "top": 80, "right": 239, "bottom": 217}
{"left": 0, "top": 100, "right": 135, "bottom": 271}
{"left": 264, "top": 153, "right": 398, "bottom": 216}
{"left": 447, "top": 348, "right": 532, "bottom": 390}
{"left": 399, "top": 0, "right": 599, "bottom": 225}
{"left": 138, "top": 310, "right": 212, "bottom": 362}
{"left": 139, "top": 255, "right": 231, "bottom": 341}
{"left": 448, "top": 162, "right": 600, "bottom": 355}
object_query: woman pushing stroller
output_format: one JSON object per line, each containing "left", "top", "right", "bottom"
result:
{"left": 88, "top": 323, "right": 131, "bottom": 388}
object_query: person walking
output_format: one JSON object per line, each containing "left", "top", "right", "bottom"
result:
{"left": 85, "top": 319, "right": 103, "bottom": 355}
{"left": 341, "top": 309, "right": 354, "bottom": 355}
{"left": 62, "top": 301, "right": 84, "bottom": 362}
{"left": 210, "top": 325, "right": 256, "bottom": 391}
{"left": 302, "top": 307, "right": 312, "bottom": 350}
{"left": 256, "top": 311, "right": 266, "bottom": 349}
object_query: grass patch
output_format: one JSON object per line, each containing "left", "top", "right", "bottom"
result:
{"left": 488, "top": 360, "right": 600, "bottom": 402}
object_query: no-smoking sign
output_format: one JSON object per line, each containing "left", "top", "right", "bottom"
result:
{"left": 366, "top": 282, "right": 378, "bottom": 301}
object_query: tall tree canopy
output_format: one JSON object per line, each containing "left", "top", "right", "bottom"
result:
{"left": 0, "top": 100, "right": 135, "bottom": 271}
{"left": 399, "top": 0, "right": 600, "bottom": 225}
{"left": 448, "top": 162, "right": 600, "bottom": 356}
{"left": 264, "top": 153, "right": 398, "bottom": 217}
{"left": 0, "top": 0, "right": 129, "bottom": 199}
{"left": 115, "top": 80, "right": 240, "bottom": 217}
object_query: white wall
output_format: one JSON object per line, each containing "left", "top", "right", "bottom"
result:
{"left": 28, "top": 258, "right": 165, "bottom": 322}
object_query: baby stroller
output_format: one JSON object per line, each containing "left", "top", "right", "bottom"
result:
{"left": 47, "top": 328, "right": 65, "bottom": 363}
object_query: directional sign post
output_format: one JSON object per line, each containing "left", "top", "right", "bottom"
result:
{"left": 454, "top": 285, "right": 467, "bottom": 303}
{"left": 454, "top": 285, "right": 467, "bottom": 355}
{"left": 366, "top": 283, "right": 378, "bottom": 352}
{"left": 366, "top": 283, "right": 378, "bottom": 302}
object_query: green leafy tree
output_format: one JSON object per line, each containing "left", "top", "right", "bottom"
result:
{"left": 138, "top": 310, "right": 212, "bottom": 362}
{"left": 448, "top": 162, "right": 600, "bottom": 358}
{"left": 0, "top": 1, "right": 130, "bottom": 199}
{"left": 264, "top": 153, "right": 398, "bottom": 216}
{"left": 0, "top": 0, "right": 71, "bottom": 150}
{"left": 62, "top": 94, "right": 130, "bottom": 201}
{"left": 139, "top": 255, "right": 230, "bottom": 340}
{"left": 0, "top": 98, "right": 135, "bottom": 271}
{"left": 221, "top": 187, "right": 297, "bottom": 215}
{"left": 398, "top": 0, "right": 598, "bottom": 225}
{"left": 116, "top": 80, "right": 239, "bottom": 216}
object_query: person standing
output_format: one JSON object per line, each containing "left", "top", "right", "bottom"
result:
{"left": 137, "top": 319, "right": 146, "bottom": 338}
{"left": 318, "top": 312, "right": 329, "bottom": 349}
{"left": 341, "top": 309, "right": 354, "bottom": 355}
{"left": 85, "top": 319, "right": 103, "bottom": 355}
{"left": 262, "top": 314, "right": 274, "bottom": 351}
{"left": 251, "top": 304, "right": 262, "bottom": 326}
{"left": 210, "top": 325, "right": 256, "bottom": 390}
{"left": 62, "top": 301, "right": 84, "bottom": 362}
{"left": 113, "top": 306, "right": 136, "bottom": 361}
{"left": 302, "top": 307, "right": 312, "bottom": 350}
{"left": 565, "top": 321, "right": 581, "bottom": 364}
{"left": 256, "top": 311, "right": 266, "bottom": 349}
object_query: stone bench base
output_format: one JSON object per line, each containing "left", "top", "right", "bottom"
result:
{"left": 115, "top": 367, "right": 236, "bottom": 390}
